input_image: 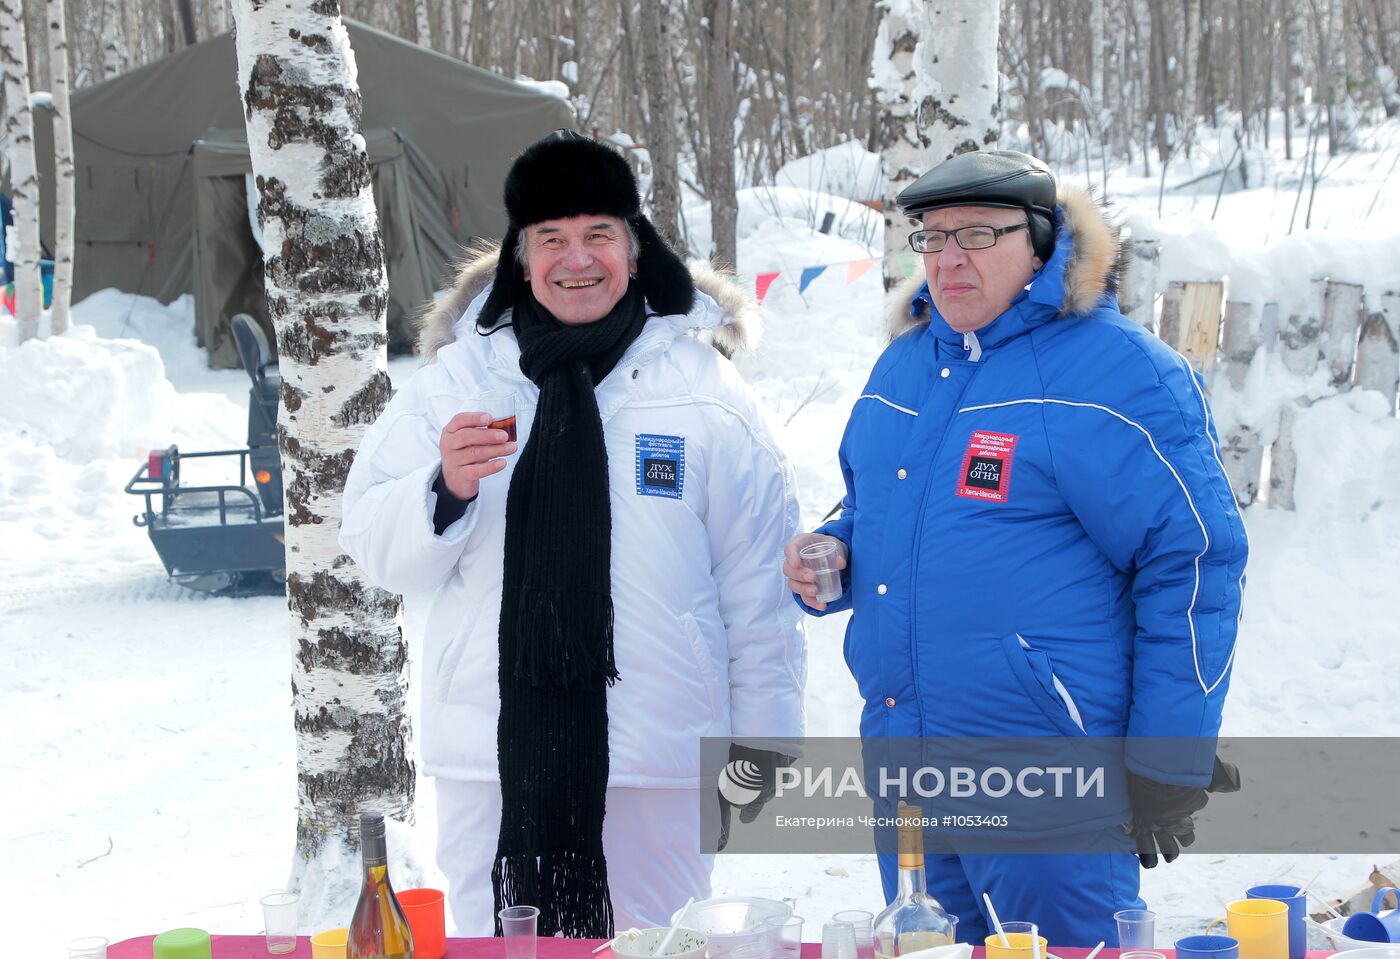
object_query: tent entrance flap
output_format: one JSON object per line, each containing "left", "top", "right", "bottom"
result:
{"left": 190, "top": 128, "right": 432, "bottom": 369}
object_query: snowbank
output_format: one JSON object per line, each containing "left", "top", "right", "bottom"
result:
{"left": 684, "top": 185, "right": 882, "bottom": 260}
{"left": 775, "top": 140, "right": 883, "bottom": 202}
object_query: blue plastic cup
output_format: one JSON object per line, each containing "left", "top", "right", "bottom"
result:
{"left": 1342, "top": 887, "right": 1400, "bottom": 943}
{"left": 1175, "top": 935, "right": 1241, "bottom": 959}
{"left": 1247, "top": 884, "right": 1306, "bottom": 959}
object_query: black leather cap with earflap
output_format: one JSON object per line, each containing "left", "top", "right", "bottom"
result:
{"left": 897, "top": 151, "right": 1058, "bottom": 261}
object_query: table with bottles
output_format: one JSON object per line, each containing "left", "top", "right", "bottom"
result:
{"left": 106, "top": 941, "right": 1174, "bottom": 959}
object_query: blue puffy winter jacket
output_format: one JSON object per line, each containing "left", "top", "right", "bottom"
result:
{"left": 809, "top": 187, "right": 1248, "bottom": 790}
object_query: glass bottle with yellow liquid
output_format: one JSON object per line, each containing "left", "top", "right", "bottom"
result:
{"left": 348, "top": 812, "right": 415, "bottom": 959}
{"left": 872, "top": 802, "right": 957, "bottom": 959}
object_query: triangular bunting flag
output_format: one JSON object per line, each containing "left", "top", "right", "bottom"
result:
{"left": 798, "top": 265, "right": 827, "bottom": 294}
{"left": 897, "top": 252, "right": 919, "bottom": 279}
{"left": 755, "top": 272, "right": 780, "bottom": 303}
{"left": 847, "top": 258, "right": 875, "bottom": 283}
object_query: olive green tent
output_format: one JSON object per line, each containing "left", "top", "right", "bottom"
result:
{"left": 28, "top": 20, "right": 572, "bottom": 366}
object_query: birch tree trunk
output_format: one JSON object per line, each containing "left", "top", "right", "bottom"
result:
{"left": 47, "top": 0, "right": 76, "bottom": 335}
{"left": 230, "top": 0, "right": 414, "bottom": 866}
{"left": 702, "top": 0, "right": 738, "bottom": 268}
{"left": 101, "top": 0, "right": 121, "bottom": 78}
{"left": 873, "top": 0, "right": 1000, "bottom": 291}
{"left": 639, "top": 0, "right": 683, "bottom": 253}
{"left": 1, "top": 0, "right": 43, "bottom": 342}
{"left": 414, "top": 0, "right": 432, "bottom": 48}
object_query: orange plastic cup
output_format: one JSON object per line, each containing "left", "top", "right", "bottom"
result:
{"left": 310, "top": 927, "right": 347, "bottom": 959}
{"left": 399, "top": 888, "right": 447, "bottom": 959}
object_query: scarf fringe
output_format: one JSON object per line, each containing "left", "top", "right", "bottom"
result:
{"left": 515, "top": 588, "right": 620, "bottom": 687}
{"left": 493, "top": 849, "right": 615, "bottom": 939}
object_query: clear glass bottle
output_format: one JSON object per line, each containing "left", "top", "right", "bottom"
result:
{"left": 872, "top": 803, "right": 957, "bottom": 959}
{"left": 348, "top": 812, "right": 415, "bottom": 959}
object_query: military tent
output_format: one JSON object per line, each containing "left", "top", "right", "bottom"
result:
{"left": 27, "top": 20, "right": 572, "bottom": 366}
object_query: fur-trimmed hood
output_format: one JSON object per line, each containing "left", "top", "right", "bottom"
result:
{"left": 886, "top": 184, "right": 1121, "bottom": 340}
{"left": 415, "top": 244, "right": 761, "bottom": 360}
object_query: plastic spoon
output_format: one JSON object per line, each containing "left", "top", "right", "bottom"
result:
{"left": 653, "top": 896, "right": 696, "bottom": 957}
{"left": 982, "top": 893, "right": 1010, "bottom": 947}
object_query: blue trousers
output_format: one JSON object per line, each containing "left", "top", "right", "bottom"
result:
{"left": 878, "top": 840, "right": 1144, "bottom": 947}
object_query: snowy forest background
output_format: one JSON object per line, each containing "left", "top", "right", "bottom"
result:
{"left": 6, "top": 0, "right": 1400, "bottom": 955}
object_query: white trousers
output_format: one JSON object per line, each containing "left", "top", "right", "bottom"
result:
{"left": 435, "top": 778, "right": 714, "bottom": 936}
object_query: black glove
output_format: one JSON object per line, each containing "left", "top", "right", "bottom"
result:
{"left": 717, "top": 744, "right": 792, "bottom": 852}
{"left": 1126, "top": 755, "right": 1241, "bottom": 868}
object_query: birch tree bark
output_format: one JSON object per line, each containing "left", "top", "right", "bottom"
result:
{"left": 872, "top": 0, "right": 1000, "bottom": 291}
{"left": 230, "top": 0, "right": 413, "bottom": 865}
{"left": 414, "top": 0, "right": 432, "bottom": 48}
{"left": 701, "top": 0, "right": 738, "bottom": 268}
{"left": 101, "top": 0, "right": 121, "bottom": 78}
{"left": 638, "top": 0, "right": 683, "bottom": 253}
{"left": 47, "top": 0, "right": 76, "bottom": 335}
{"left": 1, "top": 0, "right": 43, "bottom": 341}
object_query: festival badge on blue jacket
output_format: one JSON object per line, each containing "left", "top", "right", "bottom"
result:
{"left": 635, "top": 433, "right": 686, "bottom": 499}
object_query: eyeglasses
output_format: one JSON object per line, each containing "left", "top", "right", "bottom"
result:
{"left": 907, "top": 221, "right": 1029, "bottom": 254}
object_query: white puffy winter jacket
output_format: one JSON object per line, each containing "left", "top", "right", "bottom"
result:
{"left": 339, "top": 259, "right": 807, "bottom": 787}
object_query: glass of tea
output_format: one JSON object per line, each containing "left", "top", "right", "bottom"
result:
{"left": 475, "top": 391, "right": 517, "bottom": 442}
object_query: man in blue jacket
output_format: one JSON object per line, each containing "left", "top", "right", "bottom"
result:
{"left": 785, "top": 151, "right": 1247, "bottom": 945}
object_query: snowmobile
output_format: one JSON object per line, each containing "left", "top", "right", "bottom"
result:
{"left": 125, "top": 314, "right": 286, "bottom": 595}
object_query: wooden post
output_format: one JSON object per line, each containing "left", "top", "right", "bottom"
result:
{"left": 1221, "top": 426, "right": 1264, "bottom": 507}
{"left": 1269, "top": 402, "right": 1298, "bottom": 510}
{"left": 1258, "top": 301, "right": 1281, "bottom": 351}
{"left": 1158, "top": 280, "right": 1224, "bottom": 372}
{"left": 1121, "top": 237, "right": 1161, "bottom": 329}
{"left": 1354, "top": 301, "right": 1399, "bottom": 412}
{"left": 1280, "top": 283, "right": 1324, "bottom": 377}
{"left": 1221, "top": 300, "right": 1259, "bottom": 390}
{"left": 1320, "top": 279, "right": 1365, "bottom": 386}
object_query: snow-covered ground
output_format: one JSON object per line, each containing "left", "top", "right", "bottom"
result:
{"left": 6, "top": 118, "right": 1400, "bottom": 957}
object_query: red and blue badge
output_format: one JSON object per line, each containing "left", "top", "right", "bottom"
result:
{"left": 955, "top": 430, "right": 1019, "bottom": 503}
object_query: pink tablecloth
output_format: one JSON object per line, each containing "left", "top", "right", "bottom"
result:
{"left": 108, "top": 939, "right": 1338, "bottom": 959}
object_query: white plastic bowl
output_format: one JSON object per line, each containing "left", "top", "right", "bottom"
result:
{"left": 1307, "top": 915, "right": 1400, "bottom": 952}
{"left": 671, "top": 897, "right": 792, "bottom": 959}
{"left": 611, "top": 927, "right": 709, "bottom": 959}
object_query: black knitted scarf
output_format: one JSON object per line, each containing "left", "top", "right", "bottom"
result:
{"left": 491, "top": 282, "right": 646, "bottom": 938}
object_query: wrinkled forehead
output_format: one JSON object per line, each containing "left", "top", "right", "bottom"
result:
{"left": 920, "top": 205, "right": 1026, "bottom": 230}
{"left": 526, "top": 214, "right": 629, "bottom": 239}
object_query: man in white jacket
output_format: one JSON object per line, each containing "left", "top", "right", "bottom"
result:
{"left": 340, "top": 131, "right": 805, "bottom": 938}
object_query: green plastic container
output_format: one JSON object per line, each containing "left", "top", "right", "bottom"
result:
{"left": 152, "top": 927, "right": 212, "bottom": 959}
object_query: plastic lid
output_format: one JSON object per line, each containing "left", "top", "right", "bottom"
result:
{"left": 152, "top": 927, "right": 212, "bottom": 959}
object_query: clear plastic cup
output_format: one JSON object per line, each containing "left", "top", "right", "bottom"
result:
{"left": 823, "top": 921, "right": 858, "bottom": 959}
{"left": 499, "top": 904, "right": 540, "bottom": 959}
{"left": 832, "top": 911, "right": 873, "bottom": 959}
{"left": 765, "top": 916, "right": 805, "bottom": 959}
{"left": 800, "top": 541, "right": 844, "bottom": 602}
{"left": 260, "top": 890, "right": 299, "bottom": 954}
{"left": 67, "top": 937, "right": 109, "bottom": 959}
{"left": 1116, "top": 909, "right": 1157, "bottom": 950}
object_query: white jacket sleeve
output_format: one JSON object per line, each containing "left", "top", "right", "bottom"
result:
{"left": 339, "top": 375, "right": 480, "bottom": 595}
{"left": 704, "top": 389, "right": 807, "bottom": 746}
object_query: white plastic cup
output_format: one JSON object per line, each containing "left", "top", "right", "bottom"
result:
{"left": 799, "top": 542, "right": 844, "bottom": 603}
{"left": 499, "top": 904, "right": 540, "bottom": 959}
{"left": 260, "top": 890, "right": 300, "bottom": 954}
{"left": 67, "top": 937, "right": 109, "bottom": 959}
{"left": 1116, "top": 910, "right": 1157, "bottom": 950}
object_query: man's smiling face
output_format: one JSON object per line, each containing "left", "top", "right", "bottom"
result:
{"left": 522, "top": 215, "right": 635, "bottom": 325}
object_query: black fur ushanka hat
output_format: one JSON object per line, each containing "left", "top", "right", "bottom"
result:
{"left": 477, "top": 129, "right": 696, "bottom": 330}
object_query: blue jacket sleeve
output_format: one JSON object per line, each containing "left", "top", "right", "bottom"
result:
{"left": 1046, "top": 357, "right": 1247, "bottom": 786}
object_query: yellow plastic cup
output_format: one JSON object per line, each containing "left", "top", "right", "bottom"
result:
{"left": 985, "top": 924, "right": 1049, "bottom": 959}
{"left": 310, "top": 927, "right": 348, "bottom": 959}
{"left": 1207, "top": 899, "right": 1288, "bottom": 959}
